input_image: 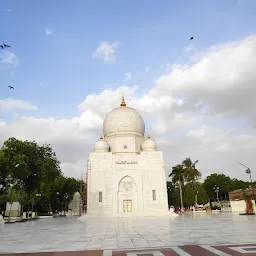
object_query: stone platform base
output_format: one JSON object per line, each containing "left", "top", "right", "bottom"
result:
{"left": 79, "top": 212, "right": 179, "bottom": 220}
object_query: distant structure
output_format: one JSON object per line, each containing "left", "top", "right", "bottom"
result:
{"left": 5, "top": 202, "right": 21, "bottom": 217}
{"left": 229, "top": 188, "right": 255, "bottom": 200}
{"left": 68, "top": 192, "right": 82, "bottom": 216}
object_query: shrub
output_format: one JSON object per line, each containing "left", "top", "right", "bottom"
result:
{"left": 38, "top": 212, "right": 52, "bottom": 216}
{"left": 211, "top": 205, "right": 221, "bottom": 210}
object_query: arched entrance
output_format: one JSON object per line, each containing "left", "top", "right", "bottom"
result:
{"left": 117, "top": 176, "right": 138, "bottom": 213}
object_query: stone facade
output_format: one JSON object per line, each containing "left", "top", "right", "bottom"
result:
{"left": 85, "top": 97, "right": 169, "bottom": 217}
{"left": 5, "top": 202, "right": 21, "bottom": 217}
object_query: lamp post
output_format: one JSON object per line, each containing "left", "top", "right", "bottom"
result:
{"left": 167, "top": 186, "right": 171, "bottom": 208}
{"left": 213, "top": 185, "right": 220, "bottom": 205}
{"left": 195, "top": 190, "right": 199, "bottom": 207}
{"left": 64, "top": 193, "right": 68, "bottom": 215}
{"left": 178, "top": 175, "right": 184, "bottom": 213}
{"left": 56, "top": 192, "right": 59, "bottom": 214}
{"left": 238, "top": 162, "right": 255, "bottom": 200}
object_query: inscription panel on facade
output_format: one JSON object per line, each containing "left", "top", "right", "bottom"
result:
{"left": 115, "top": 161, "right": 138, "bottom": 164}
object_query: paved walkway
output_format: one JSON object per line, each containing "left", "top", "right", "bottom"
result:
{"left": 0, "top": 213, "right": 255, "bottom": 254}
{"left": 1, "top": 245, "right": 256, "bottom": 256}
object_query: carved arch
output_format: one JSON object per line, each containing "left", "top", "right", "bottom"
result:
{"left": 118, "top": 176, "right": 137, "bottom": 192}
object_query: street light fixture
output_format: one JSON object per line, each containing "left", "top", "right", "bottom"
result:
{"left": 213, "top": 185, "right": 220, "bottom": 204}
{"left": 195, "top": 190, "right": 199, "bottom": 207}
{"left": 238, "top": 162, "right": 255, "bottom": 200}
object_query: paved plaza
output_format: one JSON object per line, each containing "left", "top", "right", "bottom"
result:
{"left": 0, "top": 213, "right": 256, "bottom": 255}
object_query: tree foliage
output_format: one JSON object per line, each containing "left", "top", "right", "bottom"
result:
{"left": 169, "top": 164, "right": 185, "bottom": 209}
{"left": 169, "top": 158, "right": 202, "bottom": 209}
{"left": 197, "top": 185, "right": 209, "bottom": 205}
{"left": 169, "top": 157, "right": 255, "bottom": 207}
{"left": 183, "top": 184, "right": 196, "bottom": 207}
{"left": 0, "top": 137, "right": 83, "bottom": 214}
{"left": 169, "top": 164, "right": 185, "bottom": 185}
{"left": 166, "top": 182, "right": 180, "bottom": 207}
{"left": 0, "top": 138, "right": 61, "bottom": 196}
{"left": 182, "top": 158, "right": 201, "bottom": 185}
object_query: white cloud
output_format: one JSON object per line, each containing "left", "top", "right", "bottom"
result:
{"left": 0, "top": 51, "right": 20, "bottom": 67}
{"left": 45, "top": 28, "right": 54, "bottom": 35}
{"left": 78, "top": 85, "right": 138, "bottom": 114}
{"left": 183, "top": 44, "right": 196, "bottom": 53}
{"left": 150, "top": 35, "right": 256, "bottom": 124}
{"left": 159, "top": 125, "right": 256, "bottom": 181}
{"left": 123, "top": 72, "right": 132, "bottom": 82}
{"left": 1, "top": 34, "right": 256, "bottom": 181}
{"left": 0, "top": 116, "right": 90, "bottom": 178}
{"left": 0, "top": 99, "right": 37, "bottom": 112}
{"left": 93, "top": 41, "right": 120, "bottom": 63}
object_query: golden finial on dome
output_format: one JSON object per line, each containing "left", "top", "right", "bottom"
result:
{"left": 120, "top": 93, "right": 126, "bottom": 107}
{"left": 100, "top": 135, "right": 104, "bottom": 140}
{"left": 147, "top": 134, "right": 151, "bottom": 139}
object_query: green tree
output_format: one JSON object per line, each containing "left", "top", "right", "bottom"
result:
{"left": 166, "top": 182, "right": 180, "bottom": 207}
{"left": 39, "top": 181, "right": 53, "bottom": 213}
{"left": 0, "top": 149, "right": 8, "bottom": 193}
{"left": 169, "top": 164, "right": 185, "bottom": 210}
{"left": 0, "top": 194, "right": 7, "bottom": 210}
{"left": 51, "top": 175, "right": 80, "bottom": 212}
{"left": 1, "top": 138, "right": 61, "bottom": 196}
{"left": 197, "top": 185, "right": 209, "bottom": 205}
{"left": 230, "top": 178, "right": 251, "bottom": 191}
{"left": 203, "top": 173, "right": 232, "bottom": 200}
{"left": 16, "top": 190, "right": 28, "bottom": 217}
{"left": 182, "top": 157, "right": 201, "bottom": 189}
{"left": 29, "top": 189, "right": 40, "bottom": 212}
{"left": 183, "top": 184, "right": 196, "bottom": 207}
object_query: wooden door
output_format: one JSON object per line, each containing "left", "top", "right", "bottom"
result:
{"left": 127, "top": 200, "right": 132, "bottom": 212}
{"left": 123, "top": 200, "right": 132, "bottom": 212}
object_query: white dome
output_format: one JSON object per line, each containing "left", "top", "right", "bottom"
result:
{"left": 142, "top": 135, "right": 157, "bottom": 152}
{"left": 94, "top": 137, "right": 109, "bottom": 152}
{"left": 103, "top": 97, "right": 145, "bottom": 137}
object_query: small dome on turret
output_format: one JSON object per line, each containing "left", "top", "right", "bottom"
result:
{"left": 141, "top": 135, "right": 157, "bottom": 152}
{"left": 94, "top": 136, "right": 109, "bottom": 152}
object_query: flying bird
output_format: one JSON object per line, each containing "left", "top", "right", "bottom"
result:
{"left": 190, "top": 37, "right": 194, "bottom": 40}
{"left": 0, "top": 45, "right": 3, "bottom": 49}
{"left": 8, "top": 85, "right": 14, "bottom": 89}
{"left": 3, "top": 42, "right": 11, "bottom": 48}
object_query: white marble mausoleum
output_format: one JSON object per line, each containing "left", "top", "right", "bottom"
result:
{"left": 85, "top": 97, "right": 169, "bottom": 217}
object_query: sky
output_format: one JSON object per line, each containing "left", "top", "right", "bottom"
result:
{"left": 1, "top": 0, "right": 256, "bottom": 182}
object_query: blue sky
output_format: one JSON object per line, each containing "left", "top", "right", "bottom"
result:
{"left": 1, "top": 0, "right": 256, "bottom": 179}
{"left": 1, "top": 0, "right": 256, "bottom": 119}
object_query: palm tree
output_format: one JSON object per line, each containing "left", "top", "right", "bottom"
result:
{"left": 182, "top": 158, "right": 201, "bottom": 206}
{"left": 17, "top": 190, "right": 28, "bottom": 219}
{"left": 169, "top": 164, "right": 185, "bottom": 212}
{"left": 182, "top": 158, "right": 201, "bottom": 187}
